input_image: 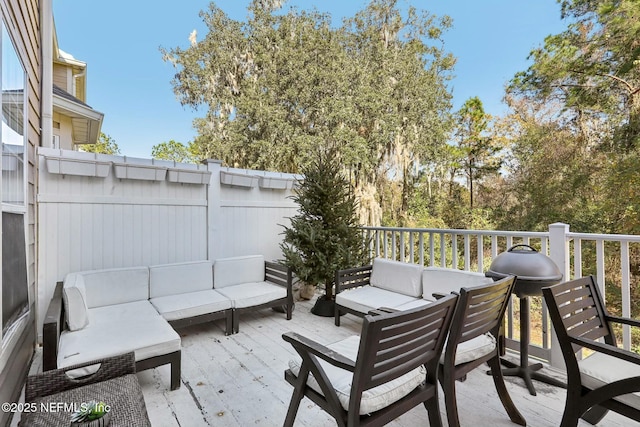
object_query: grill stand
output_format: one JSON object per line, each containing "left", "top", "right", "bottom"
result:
{"left": 493, "top": 295, "right": 567, "bottom": 396}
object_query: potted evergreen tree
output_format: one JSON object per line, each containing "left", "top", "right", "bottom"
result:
{"left": 280, "top": 148, "right": 369, "bottom": 316}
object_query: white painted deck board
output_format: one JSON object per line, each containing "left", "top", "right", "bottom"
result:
{"left": 14, "top": 296, "right": 639, "bottom": 427}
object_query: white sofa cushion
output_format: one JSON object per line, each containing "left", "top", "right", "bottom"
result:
{"left": 422, "top": 267, "right": 493, "bottom": 302}
{"left": 58, "top": 300, "right": 180, "bottom": 371}
{"left": 288, "top": 335, "right": 425, "bottom": 415}
{"left": 79, "top": 267, "right": 150, "bottom": 308}
{"left": 150, "top": 289, "right": 232, "bottom": 321}
{"left": 62, "top": 273, "right": 89, "bottom": 331}
{"left": 336, "top": 286, "right": 421, "bottom": 315}
{"left": 215, "top": 281, "right": 286, "bottom": 308}
{"left": 149, "top": 261, "right": 214, "bottom": 298}
{"left": 579, "top": 351, "right": 640, "bottom": 409}
{"left": 369, "top": 258, "right": 423, "bottom": 298}
{"left": 440, "top": 333, "right": 497, "bottom": 365}
{"left": 214, "top": 255, "right": 265, "bottom": 289}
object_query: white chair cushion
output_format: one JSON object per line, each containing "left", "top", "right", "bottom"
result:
{"left": 150, "top": 289, "right": 232, "bottom": 321}
{"left": 422, "top": 267, "right": 493, "bottom": 301}
{"left": 79, "top": 267, "right": 150, "bottom": 308}
{"left": 440, "top": 333, "right": 496, "bottom": 365}
{"left": 369, "top": 258, "right": 423, "bottom": 298}
{"left": 57, "top": 300, "right": 180, "bottom": 373}
{"left": 62, "top": 273, "right": 89, "bottom": 331}
{"left": 336, "top": 286, "right": 420, "bottom": 315}
{"left": 214, "top": 255, "right": 265, "bottom": 289}
{"left": 579, "top": 351, "right": 640, "bottom": 409}
{"left": 288, "top": 335, "right": 426, "bottom": 415}
{"left": 149, "top": 261, "right": 214, "bottom": 298}
{"left": 215, "top": 281, "right": 286, "bottom": 308}
{"left": 393, "top": 298, "right": 432, "bottom": 311}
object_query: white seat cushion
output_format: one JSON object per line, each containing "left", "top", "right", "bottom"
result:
{"left": 336, "top": 286, "right": 421, "bottom": 315}
{"left": 422, "top": 267, "right": 493, "bottom": 301}
{"left": 215, "top": 281, "right": 286, "bottom": 308}
{"left": 370, "top": 258, "right": 424, "bottom": 298}
{"left": 149, "top": 261, "right": 214, "bottom": 298}
{"left": 214, "top": 255, "right": 265, "bottom": 289}
{"left": 288, "top": 335, "right": 426, "bottom": 415}
{"left": 393, "top": 298, "right": 432, "bottom": 311}
{"left": 150, "top": 289, "right": 232, "bottom": 321}
{"left": 440, "top": 333, "right": 496, "bottom": 365}
{"left": 58, "top": 300, "right": 180, "bottom": 371}
{"left": 579, "top": 351, "right": 640, "bottom": 409}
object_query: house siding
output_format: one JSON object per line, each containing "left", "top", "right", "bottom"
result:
{"left": 0, "top": 0, "right": 40, "bottom": 424}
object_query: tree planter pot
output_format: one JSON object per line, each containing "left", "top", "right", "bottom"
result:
{"left": 311, "top": 296, "right": 344, "bottom": 317}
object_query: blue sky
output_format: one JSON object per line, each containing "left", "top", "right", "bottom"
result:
{"left": 53, "top": 1, "right": 568, "bottom": 159}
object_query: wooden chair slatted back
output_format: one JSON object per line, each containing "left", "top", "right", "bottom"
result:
{"left": 450, "top": 276, "right": 516, "bottom": 346}
{"left": 354, "top": 294, "right": 457, "bottom": 394}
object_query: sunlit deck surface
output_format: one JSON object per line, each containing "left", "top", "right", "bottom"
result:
{"left": 21, "top": 295, "right": 636, "bottom": 427}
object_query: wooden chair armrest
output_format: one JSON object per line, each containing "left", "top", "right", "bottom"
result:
{"left": 25, "top": 352, "right": 136, "bottom": 402}
{"left": 572, "top": 336, "right": 640, "bottom": 366}
{"left": 282, "top": 332, "right": 356, "bottom": 371}
{"left": 368, "top": 307, "right": 399, "bottom": 316}
{"left": 43, "top": 282, "right": 64, "bottom": 371}
{"left": 606, "top": 315, "right": 640, "bottom": 329}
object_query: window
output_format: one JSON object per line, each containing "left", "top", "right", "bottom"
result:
{"left": 1, "top": 23, "right": 28, "bottom": 338}
{"left": 2, "top": 23, "right": 25, "bottom": 207}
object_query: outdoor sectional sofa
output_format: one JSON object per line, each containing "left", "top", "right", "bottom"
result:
{"left": 334, "top": 257, "right": 494, "bottom": 326}
{"left": 43, "top": 255, "right": 293, "bottom": 390}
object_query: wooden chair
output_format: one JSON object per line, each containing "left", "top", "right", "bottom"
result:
{"left": 282, "top": 294, "right": 458, "bottom": 427}
{"left": 542, "top": 275, "right": 640, "bottom": 426}
{"left": 438, "top": 275, "right": 526, "bottom": 427}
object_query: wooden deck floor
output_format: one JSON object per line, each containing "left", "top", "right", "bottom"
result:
{"left": 17, "top": 296, "right": 639, "bottom": 427}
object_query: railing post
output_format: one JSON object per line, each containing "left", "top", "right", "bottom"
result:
{"left": 205, "top": 159, "right": 222, "bottom": 261}
{"left": 548, "top": 222, "right": 570, "bottom": 369}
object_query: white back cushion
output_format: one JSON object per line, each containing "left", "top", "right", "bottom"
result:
{"left": 422, "top": 267, "right": 493, "bottom": 301}
{"left": 149, "top": 261, "right": 213, "bottom": 298}
{"left": 80, "top": 267, "right": 150, "bottom": 308}
{"left": 369, "top": 258, "right": 423, "bottom": 298}
{"left": 214, "top": 255, "right": 265, "bottom": 289}
{"left": 63, "top": 273, "right": 89, "bottom": 331}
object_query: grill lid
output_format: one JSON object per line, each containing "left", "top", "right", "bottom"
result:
{"left": 486, "top": 244, "right": 562, "bottom": 283}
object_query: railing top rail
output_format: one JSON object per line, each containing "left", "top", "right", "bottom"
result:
{"left": 568, "top": 231, "right": 640, "bottom": 243}
{"left": 360, "top": 226, "right": 548, "bottom": 239}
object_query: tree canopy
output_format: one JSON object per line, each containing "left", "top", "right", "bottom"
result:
{"left": 161, "top": 0, "right": 455, "bottom": 225}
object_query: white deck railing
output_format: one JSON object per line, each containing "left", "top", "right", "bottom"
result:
{"left": 361, "top": 223, "right": 640, "bottom": 367}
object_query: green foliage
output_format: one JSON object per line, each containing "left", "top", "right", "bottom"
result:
{"left": 452, "top": 97, "right": 502, "bottom": 209}
{"left": 80, "top": 133, "right": 120, "bottom": 155}
{"left": 280, "top": 149, "right": 370, "bottom": 299}
{"left": 510, "top": 0, "right": 640, "bottom": 151}
{"left": 161, "top": 0, "right": 454, "bottom": 224}
{"left": 151, "top": 140, "right": 197, "bottom": 163}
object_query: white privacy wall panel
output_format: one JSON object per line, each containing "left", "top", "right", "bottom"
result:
{"left": 36, "top": 151, "right": 301, "bottom": 340}
{"left": 210, "top": 165, "right": 300, "bottom": 262}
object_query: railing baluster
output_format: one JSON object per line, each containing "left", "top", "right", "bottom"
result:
{"left": 621, "top": 241, "right": 631, "bottom": 350}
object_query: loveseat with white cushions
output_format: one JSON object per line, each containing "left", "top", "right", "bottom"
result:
{"left": 43, "top": 255, "right": 293, "bottom": 390}
{"left": 334, "top": 257, "right": 493, "bottom": 326}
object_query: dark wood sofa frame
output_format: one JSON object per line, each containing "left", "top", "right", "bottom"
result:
{"left": 333, "top": 264, "right": 373, "bottom": 326}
